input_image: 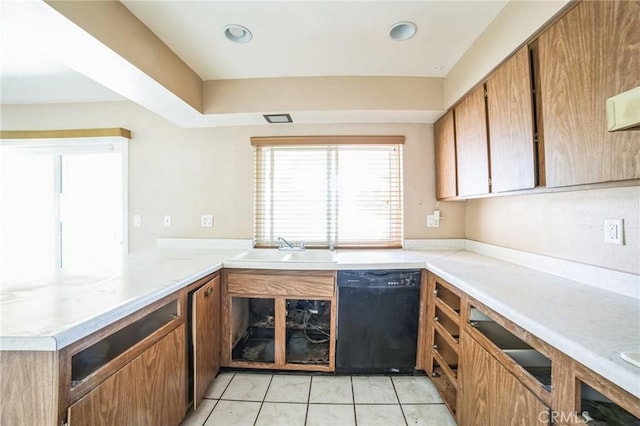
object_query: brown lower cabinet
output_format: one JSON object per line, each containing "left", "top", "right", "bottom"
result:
{"left": 0, "top": 273, "right": 223, "bottom": 426}
{"left": 458, "top": 331, "right": 549, "bottom": 425}
{"left": 68, "top": 325, "right": 186, "bottom": 425}
{"left": 221, "top": 269, "right": 337, "bottom": 372}
{"left": 423, "top": 272, "right": 640, "bottom": 426}
{"left": 190, "top": 275, "right": 221, "bottom": 410}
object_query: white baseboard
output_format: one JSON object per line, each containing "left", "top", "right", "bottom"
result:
{"left": 403, "top": 239, "right": 466, "bottom": 250}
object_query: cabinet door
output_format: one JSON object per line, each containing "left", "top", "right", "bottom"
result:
{"left": 459, "top": 332, "right": 548, "bottom": 426}
{"left": 455, "top": 85, "right": 490, "bottom": 196}
{"left": 68, "top": 326, "right": 186, "bottom": 425}
{"left": 538, "top": 0, "right": 640, "bottom": 187}
{"left": 434, "top": 110, "right": 457, "bottom": 199}
{"left": 193, "top": 276, "right": 221, "bottom": 409}
{"left": 486, "top": 46, "right": 536, "bottom": 193}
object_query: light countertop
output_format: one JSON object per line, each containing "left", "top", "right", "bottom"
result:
{"left": 426, "top": 250, "right": 640, "bottom": 400}
{"left": 1, "top": 246, "right": 638, "bottom": 399}
{"left": 0, "top": 248, "right": 242, "bottom": 351}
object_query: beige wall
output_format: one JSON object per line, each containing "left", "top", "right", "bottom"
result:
{"left": 0, "top": 101, "right": 465, "bottom": 252}
{"left": 466, "top": 187, "right": 640, "bottom": 275}
{"left": 3, "top": 100, "right": 637, "bottom": 274}
{"left": 203, "top": 76, "right": 443, "bottom": 114}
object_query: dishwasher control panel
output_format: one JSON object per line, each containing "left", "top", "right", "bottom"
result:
{"left": 338, "top": 270, "right": 421, "bottom": 288}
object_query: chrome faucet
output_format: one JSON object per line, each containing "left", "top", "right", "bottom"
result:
{"left": 277, "top": 236, "right": 295, "bottom": 249}
{"left": 276, "top": 236, "right": 305, "bottom": 250}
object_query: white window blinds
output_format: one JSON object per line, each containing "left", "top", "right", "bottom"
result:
{"left": 252, "top": 136, "right": 404, "bottom": 248}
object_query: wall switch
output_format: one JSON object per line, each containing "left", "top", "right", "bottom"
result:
{"left": 134, "top": 215, "right": 141, "bottom": 227}
{"left": 201, "top": 214, "right": 213, "bottom": 227}
{"left": 163, "top": 215, "right": 171, "bottom": 227}
{"left": 604, "top": 219, "right": 624, "bottom": 245}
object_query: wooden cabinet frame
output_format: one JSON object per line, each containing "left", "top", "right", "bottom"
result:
{"left": 422, "top": 272, "right": 640, "bottom": 425}
{"left": 186, "top": 273, "right": 221, "bottom": 410}
{"left": 422, "top": 272, "right": 465, "bottom": 419}
{"left": 1, "top": 289, "right": 190, "bottom": 425}
{"left": 221, "top": 269, "right": 337, "bottom": 372}
{"left": 463, "top": 298, "right": 554, "bottom": 408}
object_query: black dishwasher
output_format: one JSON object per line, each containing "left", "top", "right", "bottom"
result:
{"left": 336, "top": 269, "right": 421, "bottom": 374}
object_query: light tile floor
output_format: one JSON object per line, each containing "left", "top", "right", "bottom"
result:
{"left": 181, "top": 372, "right": 456, "bottom": 426}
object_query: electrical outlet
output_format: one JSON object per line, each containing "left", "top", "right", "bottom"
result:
{"left": 134, "top": 215, "right": 141, "bottom": 227}
{"left": 201, "top": 214, "right": 213, "bottom": 227}
{"left": 163, "top": 215, "right": 171, "bottom": 227}
{"left": 427, "top": 214, "right": 439, "bottom": 227}
{"left": 604, "top": 219, "right": 624, "bottom": 245}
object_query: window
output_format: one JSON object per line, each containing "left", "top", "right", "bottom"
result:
{"left": 0, "top": 136, "right": 127, "bottom": 281}
{"left": 253, "top": 136, "right": 404, "bottom": 248}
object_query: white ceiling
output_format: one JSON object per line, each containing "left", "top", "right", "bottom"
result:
{"left": 121, "top": 1, "right": 507, "bottom": 81}
{"left": 0, "top": 0, "right": 507, "bottom": 107}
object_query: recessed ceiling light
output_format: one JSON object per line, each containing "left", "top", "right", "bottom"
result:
{"left": 263, "top": 114, "right": 292, "bottom": 124}
{"left": 224, "top": 24, "right": 252, "bottom": 43}
{"left": 389, "top": 21, "right": 417, "bottom": 41}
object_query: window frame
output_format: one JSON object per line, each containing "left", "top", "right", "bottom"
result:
{"left": 0, "top": 132, "right": 129, "bottom": 276}
{"left": 251, "top": 135, "right": 405, "bottom": 249}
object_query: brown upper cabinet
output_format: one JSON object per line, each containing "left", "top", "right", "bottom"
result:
{"left": 486, "top": 46, "right": 536, "bottom": 193}
{"left": 434, "top": 110, "right": 457, "bottom": 199}
{"left": 435, "top": 0, "right": 639, "bottom": 199}
{"left": 537, "top": 0, "right": 640, "bottom": 187}
{"left": 454, "top": 85, "right": 490, "bottom": 197}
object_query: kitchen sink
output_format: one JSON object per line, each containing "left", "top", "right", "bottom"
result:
{"left": 230, "top": 249, "right": 337, "bottom": 263}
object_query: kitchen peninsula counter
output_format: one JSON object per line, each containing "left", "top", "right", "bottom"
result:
{"left": 1, "top": 244, "right": 638, "bottom": 399}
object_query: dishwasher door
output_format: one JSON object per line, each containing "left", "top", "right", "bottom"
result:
{"left": 336, "top": 270, "right": 420, "bottom": 374}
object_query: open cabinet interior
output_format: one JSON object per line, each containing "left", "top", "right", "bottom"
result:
{"left": 230, "top": 296, "right": 331, "bottom": 367}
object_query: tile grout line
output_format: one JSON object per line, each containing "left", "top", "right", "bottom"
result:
{"left": 304, "top": 376, "right": 313, "bottom": 425}
{"left": 390, "top": 376, "right": 409, "bottom": 426}
{"left": 200, "top": 372, "right": 235, "bottom": 426}
{"left": 351, "top": 375, "right": 358, "bottom": 426}
{"left": 253, "top": 374, "right": 274, "bottom": 426}
{"left": 201, "top": 399, "right": 220, "bottom": 426}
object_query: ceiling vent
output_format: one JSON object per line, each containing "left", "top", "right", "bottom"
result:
{"left": 263, "top": 114, "right": 293, "bottom": 124}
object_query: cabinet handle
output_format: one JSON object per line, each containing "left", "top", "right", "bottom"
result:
{"left": 432, "top": 344, "right": 438, "bottom": 350}
{"left": 205, "top": 287, "right": 213, "bottom": 297}
{"left": 433, "top": 316, "right": 439, "bottom": 322}
{"left": 433, "top": 289, "right": 439, "bottom": 296}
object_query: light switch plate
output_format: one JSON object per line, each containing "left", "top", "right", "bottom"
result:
{"left": 134, "top": 215, "right": 141, "bottom": 227}
{"left": 201, "top": 214, "right": 213, "bottom": 227}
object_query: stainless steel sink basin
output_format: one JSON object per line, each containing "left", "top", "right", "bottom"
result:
{"left": 230, "top": 249, "right": 337, "bottom": 263}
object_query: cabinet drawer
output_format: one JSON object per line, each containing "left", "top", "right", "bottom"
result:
{"left": 433, "top": 280, "right": 461, "bottom": 316}
{"left": 68, "top": 296, "right": 183, "bottom": 402}
{"left": 433, "top": 329, "right": 458, "bottom": 372}
{"left": 227, "top": 271, "right": 335, "bottom": 298}
{"left": 434, "top": 305, "right": 460, "bottom": 340}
